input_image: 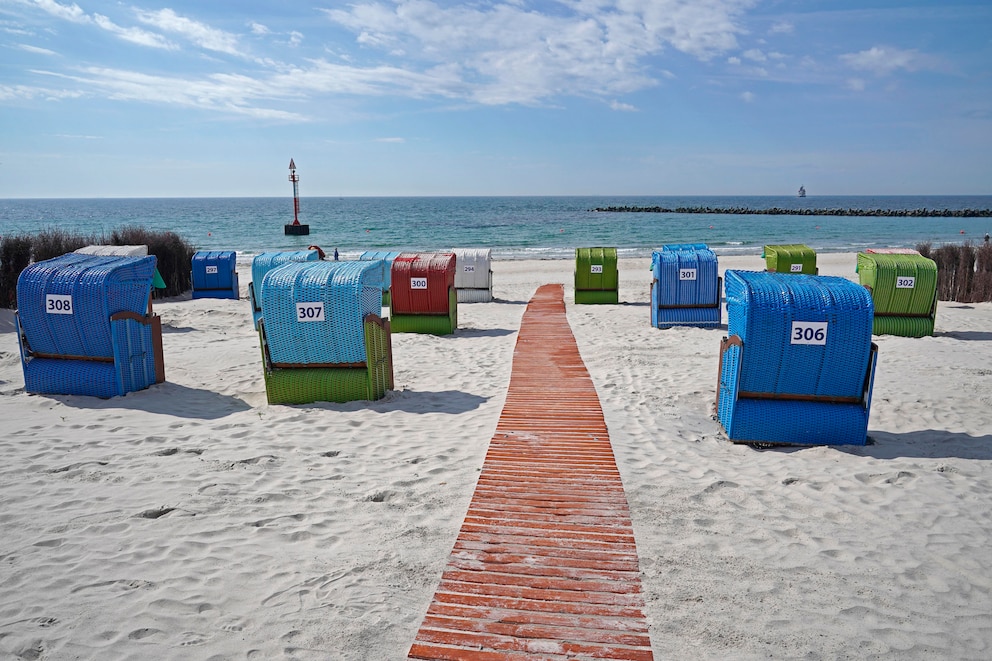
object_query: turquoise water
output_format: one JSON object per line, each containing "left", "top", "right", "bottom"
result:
{"left": 1, "top": 195, "right": 990, "bottom": 260}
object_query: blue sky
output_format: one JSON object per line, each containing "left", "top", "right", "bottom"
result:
{"left": 1, "top": 0, "right": 990, "bottom": 197}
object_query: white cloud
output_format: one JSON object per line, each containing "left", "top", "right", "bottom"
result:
{"left": 18, "top": 44, "right": 58, "bottom": 55}
{"left": 375, "top": 137, "right": 406, "bottom": 143}
{"left": 840, "top": 46, "right": 936, "bottom": 76}
{"left": 740, "top": 90, "right": 754, "bottom": 102}
{"left": 289, "top": 31, "right": 303, "bottom": 47}
{"left": 769, "top": 21, "right": 793, "bottom": 34}
{"left": 320, "top": 0, "right": 756, "bottom": 105}
{"left": 846, "top": 77, "right": 866, "bottom": 91}
{"left": 135, "top": 9, "right": 242, "bottom": 56}
{"left": 0, "top": 81, "right": 83, "bottom": 101}
{"left": 249, "top": 22, "right": 269, "bottom": 36}
{"left": 743, "top": 48, "right": 766, "bottom": 62}
{"left": 727, "top": 56, "right": 740, "bottom": 65}
{"left": 26, "top": 0, "right": 175, "bottom": 49}
{"left": 610, "top": 99, "right": 637, "bottom": 111}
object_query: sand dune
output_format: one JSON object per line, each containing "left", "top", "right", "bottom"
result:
{"left": 1, "top": 254, "right": 989, "bottom": 660}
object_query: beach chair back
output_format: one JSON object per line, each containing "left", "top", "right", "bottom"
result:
{"left": 390, "top": 252, "right": 456, "bottom": 315}
{"left": 763, "top": 244, "right": 817, "bottom": 274}
{"left": 857, "top": 252, "right": 937, "bottom": 337}
{"left": 651, "top": 245, "right": 721, "bottom": 327}
{"left": 260, "top": 261, "right": 384, "bottom": 366}
{"left": 16, "top": 253, "right": 163, "bottom": 397}
{"left": 191, "top": 250, "right": 239, "bottom": 299}
{"left": 453, "top": 248, "right": 493, "bottom": 302}
{"left": 717, "top": 270, "right": 877, "bottom": 445}
{"left": 575, "top": 247, "right": 618, "bottom": 291}
{"left": 359, "top": 250, "right": 401, "bottom": 290}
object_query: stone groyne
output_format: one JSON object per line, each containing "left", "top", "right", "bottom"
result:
{"left": 591, "top": 206, "right": 992, "bottom": 217}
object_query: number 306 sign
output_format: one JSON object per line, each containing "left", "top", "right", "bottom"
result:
{"left": 791, "top": 321, "right": 827, "bottom": 345}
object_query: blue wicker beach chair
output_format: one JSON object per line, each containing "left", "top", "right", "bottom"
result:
{"left": 16, "top": 253, "right": 165, "bottom": 398}
{"left": 359, "top": 250, "right": 401, "bottom": 307}
{"left": 191, "top": 250, "right": 239, "bottom": 300}
{"left": 257, "top": 260, "right": 393, "bottom": 404}
{"left": 716, "top": 270, "right": 878, "bottom": 446}
{"left": 651, "top": 245, "right": 721, "bottom": 327}
{"left": 248, "top": 250, "right": 320, "bottom": 329}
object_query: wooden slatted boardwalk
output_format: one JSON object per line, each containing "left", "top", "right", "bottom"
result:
{"left": 409, "top": 284, "right": 654, "bottom": 661}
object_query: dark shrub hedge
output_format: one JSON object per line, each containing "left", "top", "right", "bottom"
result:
{"left": 0, "top": 227, "right": 197, "bottom": 308}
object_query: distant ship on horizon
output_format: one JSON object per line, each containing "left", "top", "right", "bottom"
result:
{"left": 798, "top": 185, "right": 807, "bottom": 198}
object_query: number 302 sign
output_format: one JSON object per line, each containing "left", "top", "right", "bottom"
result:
{"left": 791, "top": 321, "right": 827, "bottom": 345}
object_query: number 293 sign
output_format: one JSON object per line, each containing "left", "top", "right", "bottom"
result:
{"left": 791, "top": 321, "right": 827, "bottom": 345}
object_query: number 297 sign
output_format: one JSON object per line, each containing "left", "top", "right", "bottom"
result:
{"left": 791, "top": 321, "right": 827, "bottom": 345}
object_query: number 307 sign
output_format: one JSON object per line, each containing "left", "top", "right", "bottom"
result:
{"left": 791, "top": 321, "right": 827, "bottom": 345}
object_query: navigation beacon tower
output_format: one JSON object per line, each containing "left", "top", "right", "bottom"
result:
{"left": 284, "top": 158, "right": 310, "bottom": 236}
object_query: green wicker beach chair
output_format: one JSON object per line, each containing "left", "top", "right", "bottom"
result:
{"left": 574, "top": 247, "right": 619, "bottom": 304}
{"left": 857, "top": 252, "right": 938, "bottom": 337}
{"left": 763, "top": 244, "right": 817, "bottom": 275}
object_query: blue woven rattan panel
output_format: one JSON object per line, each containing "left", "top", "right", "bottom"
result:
{"left": 192, "top": 250, "right": 237, "bottom": 293}
{"left": 22, "top": 358, "right": 123, "bottom": 398}
{"left": 723, "top": 270, "right": 873, "bottom": 399}
{"left": 261, "top": 261, "right": 384, "bottom": 365}
{"left": 251, "top": 250, "right": 318, "bottom": 291}
{"left": 726, "top": 398, "right": 869, "bottom": 446}
{"left": 17, "top": 253, "right": 156, "bottom": 359}
{"left": 651, "top": 248, "right": 720, "bottom": 307}
{"left": 360, "top": 250, "right": 401, "bottom": 289}
{"left": 662, "top": 243, "right": 709, "bottom": 251}
{"left": 653, "top": 304, "right": 721, "bottom": 328}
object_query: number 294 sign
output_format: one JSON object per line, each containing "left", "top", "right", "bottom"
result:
{"left": 791, "top": 321, "right": 827, "bottom": 345}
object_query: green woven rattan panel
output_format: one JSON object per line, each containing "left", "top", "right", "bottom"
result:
{"left": 264, "top": 366, "right": 370, "bottom": 404}
{"left": 872, "top": 315, "right": 934, "bottom": 338}
{"left": 574, "top": 289, "right": 619, "bottom": 304}
{"left": 763, "top": 244, "right": 817, "bottom": 274}
{"left": 857, "top": 252, "right": 937, "bottom": 316}
{"left": 390, "top": 288, "right": 457, "bottom": 335}
{"left": 382, "top": 290, "right": 391, "bottom": 308}
{"left": 574, "top": 247, "right": 619, "bottom": 291}
{"left": 261, "top": 317, "right": 393, "bottom": 404}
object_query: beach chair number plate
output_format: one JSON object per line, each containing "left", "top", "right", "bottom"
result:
{"left": 790, "top": 263, "right": 803, "bottom": 272}
{"left": 46, "top": 294, "right": 73, "bottom": 315}
{"left": 591, "top": 265, "right": 603, "bottom": 274}
{"left": 679, "top": 268, "right": 697, "bottom": 281}
{"left": 464, "top": 265, "right": 475, "bottom": 272}
{"left": 896, "top": 276, "right": 916, "bottom": 289}
{"left": 411, "top": 277, "right": 428, "bottom": 289}
{"left": 205, "top": 265, "right": 218, "bottom": 274}
{"left": 296, "top": 302, "right": 325, "bottom": 322}
{"left": 791, "top": 321, "right": 827, "bottom": 345}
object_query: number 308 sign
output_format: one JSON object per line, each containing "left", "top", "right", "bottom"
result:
{"left": 46, "top": 294, "right": 73, "bottom": 315}
{"left": 791, "top": 321, "right": 827, "bottom": 345}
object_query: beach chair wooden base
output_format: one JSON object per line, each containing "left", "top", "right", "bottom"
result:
{"left": 18, "top": 311, "right": 165, "bottom": 398}
{"left": 260, "top": 315, "right": 393, "bottom": 405}
{"left": 716, "top": 335, "right": 878, "bottom": 446}
{"left": 574, "top": 289, "right": 618, "bottom": 304}
{"left": 390, "top": 289, "right": 457, "bottom": 335}
{"left": 455, "top": 287, "right": 493, "bottom": 303}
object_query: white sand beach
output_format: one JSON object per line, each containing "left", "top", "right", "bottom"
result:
{"left": 1, "top": 253, "right": 990, "bottom": 660}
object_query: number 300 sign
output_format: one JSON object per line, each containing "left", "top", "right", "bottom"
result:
{"left": 791, "top": 321, "right": 827, "bottom": 345}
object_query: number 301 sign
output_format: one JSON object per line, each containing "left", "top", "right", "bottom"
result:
{"left": 791, "top": 321, "right": 827, "bottom": 345}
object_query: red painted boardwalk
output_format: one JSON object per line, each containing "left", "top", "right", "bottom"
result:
{"left": 409, "top": 284, "right": 654, "bottom": 661}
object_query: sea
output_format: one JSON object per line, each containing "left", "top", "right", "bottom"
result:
{"left": 1, "top": 195, "right": 990, "bottom": 261}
